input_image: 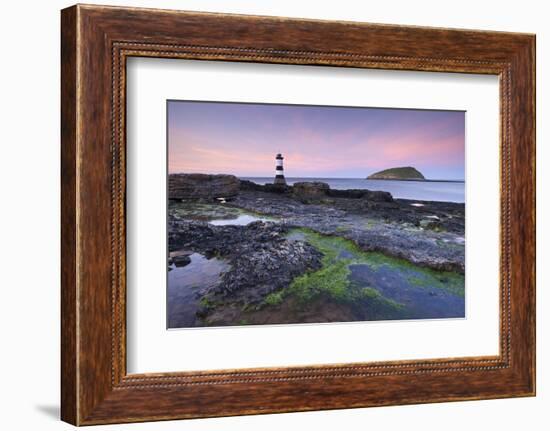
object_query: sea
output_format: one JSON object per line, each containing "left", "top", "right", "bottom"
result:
{"left": 240, "top": 177, "right": 465, "bottom": 203}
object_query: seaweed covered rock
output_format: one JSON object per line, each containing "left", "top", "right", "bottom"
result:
{"left": 168, "top": 220, "right": 323, "bottom": 307}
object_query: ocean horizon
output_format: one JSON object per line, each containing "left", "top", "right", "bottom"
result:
{"left": 240, "top": 177, "right": 465, "bottom": 203}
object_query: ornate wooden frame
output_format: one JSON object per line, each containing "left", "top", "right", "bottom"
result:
{"left": 61, "top": 4, "right": 536, "bottom": 426}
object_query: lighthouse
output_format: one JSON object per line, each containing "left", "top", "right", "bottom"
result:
{"left": 274, "top": 153, "right": 287, "bottom": 185}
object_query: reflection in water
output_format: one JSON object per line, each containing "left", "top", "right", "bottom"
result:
{"left": 286, "top": 229, "right": 464, "bottom": 321}
{"left": 348, "top": 264, "right": 464, "bottom": 319}
{"left": 170, "top": 201, "right": 275, "bottom": 226}
{"left": 167, "top": 253, "right": 229, "bottom": 329}
{"left": 167, "top": 211, "right": 464, "bottom": 327}
{"left": 209, "top": 214, "right": 272, "bottom": 226}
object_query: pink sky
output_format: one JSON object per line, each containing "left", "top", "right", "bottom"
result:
{"left": 168, "top": 101, "right": 465, "bottom": 180}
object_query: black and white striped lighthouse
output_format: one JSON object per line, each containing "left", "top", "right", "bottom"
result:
{"left": 274, "top": 153, "right": 287, "bottom": 185}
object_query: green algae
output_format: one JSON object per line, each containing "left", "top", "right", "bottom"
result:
{"left": 356, "top": 287, "right": 405, "bottom": 310}
{"left": 363, "top": 219, "right": 382, "bottom": 229}
{"left": 169, "top": 201, "right": 276, "bottom": 223}
{"left": 263, "top": 289, "right": 285, "bottom": 306}
{"left": 287, "top": 259, "right": 352, "bottom": 303}
{"left": 262, "top": 229, "right": 386, "bottom": 307}
{"left": 407, "top": 273, "right": 464, "bottom": 297}
{"left": 262, "top": 229, "right": 357, "bottom": 306}
{"left": 199, "top": 295, "right": 224, "bottom": 309}
{"left": 263, "top": 228, "right": 464, "bottom": 309}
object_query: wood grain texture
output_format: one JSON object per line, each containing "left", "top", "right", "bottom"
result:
{"left": 60, "top": 4, "right": 536, "bottom": 425}
{"left": 60, "top": 5, "right": 78, "bottom": 425}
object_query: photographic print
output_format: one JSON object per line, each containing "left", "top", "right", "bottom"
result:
{"left": 167, "top": 101, "right": 465, "bottom": 329}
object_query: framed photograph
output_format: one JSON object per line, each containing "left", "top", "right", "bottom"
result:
{"left": 61, "top": 4, "right": 536, "bottom": 425}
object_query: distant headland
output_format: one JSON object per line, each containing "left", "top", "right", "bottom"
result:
{"left": 367, "top": 166, "right": 464, "bottom": 183}
{"left": 367, "top": 166, "right": 425, "bottom": 181}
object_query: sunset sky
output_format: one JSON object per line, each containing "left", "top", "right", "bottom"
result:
{"left": 168, "top": 100, "right": 465, "bottom": 180}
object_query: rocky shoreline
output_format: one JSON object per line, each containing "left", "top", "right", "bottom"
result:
{"left": 167, "top": 174, "right": 465, "bottom": 327}
{"left": 169, "top": 221, "right": 322, "bottom": 302}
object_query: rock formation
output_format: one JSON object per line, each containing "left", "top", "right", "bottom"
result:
{"left": 292, "top": 181, "right": 330, "bottom": 203}
{"left": 169, "top": 173, "right": 240, "bottom": 200}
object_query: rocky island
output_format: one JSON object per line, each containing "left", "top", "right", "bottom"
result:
{"left": 367, "top": 166, "right": 425, "bottom": 181}
{"left": 167, "top": 173, "right": 465, "bottom": 328}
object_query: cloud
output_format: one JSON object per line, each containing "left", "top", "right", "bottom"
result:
{"left": 168, "top": 102, "right": 464, "bottom": 179}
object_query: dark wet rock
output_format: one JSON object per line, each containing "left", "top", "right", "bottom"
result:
{"left": 326, "top": 188, "right": 365, "bottom": 199}
{"left": 240, "top": 180, "right": 290, "bottom": 194}
{"left": 226, "top": 190, "right": 465, "bottom": 273}
{"left": 241, "top": 180, "right": 393, "bottom": 203}
{"left": 292, "top": 181, "right": 330, "bottom": 203}
{"left": 239, "top": 179, "right": 265, "bottom": 191}
{"left": 168, "top": 250, "right": 193, "bottom": 267}
{"left": 172, "top": 254, "right": 191, "bottom": 267}
{"left": 167, "top": 186, "right": 466, "bottom": 326}
{"left": 206, "top": 294, "right": 358, "bottom": 327}
{"left": 195, "top": 306, "right": 209, "bottom": 319}
{"left": 169, "top": 173, "right": 240, "bottom": 200}
{"left": 420, "top": 217, "right": 443, "bottom": 231}
{"left": 364, "top": 190, "right": 394, "bottom": 202}
{"left": 218, "top": 236, "right": 322, "bottom": 304}
{"left": 168, "top": 219, "right": 323, "bottom": 307}
{"left": 166, "top": 171, "right": 469, "bottom": 328}
{"left": 263, "top": 183, "right": 291, "bottom": 194}
{"left": 327, "top": 188, "right": 393, "bottom": 202}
